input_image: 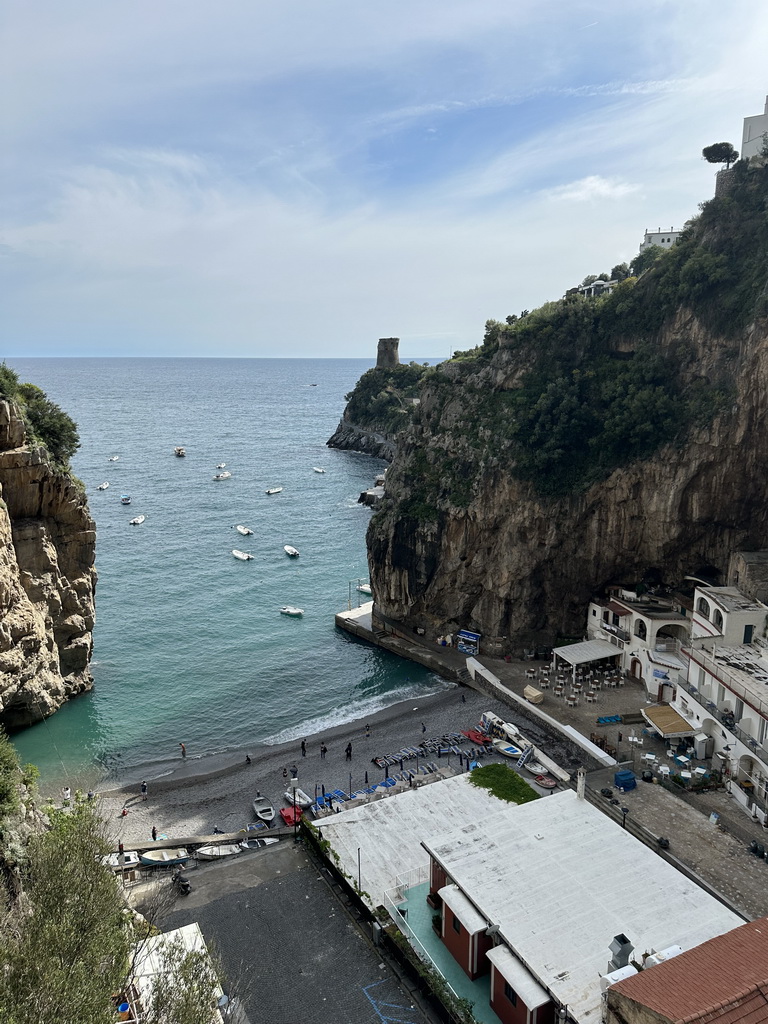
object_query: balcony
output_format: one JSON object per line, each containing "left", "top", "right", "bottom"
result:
{"left": 676, "top": 675, "right": 768, "bottom": 769}
{"left": 600, "top": 622, "right": 630, "bottom": 643}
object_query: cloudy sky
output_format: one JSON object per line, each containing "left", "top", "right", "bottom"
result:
{"left": 2, "top": 1, "right": 766, "bottom": 358}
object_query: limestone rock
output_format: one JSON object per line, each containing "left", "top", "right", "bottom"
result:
{"left": 326, "top": 415, "right": 397, "bottom": 461}
{"left": 0, "top": 401, "right": 96, "bottom": 727}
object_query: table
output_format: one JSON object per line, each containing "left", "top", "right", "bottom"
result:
{"left": 642, "top": 753, "right": 657, "bottom": 762}
{"left": 675, "top": 755, "right": 691, "bottom": 766}
{"left": 566, "top": 696, "right": 578, "bottom": 707}
{"left": 659, "top": 765, "right": 671, "bottom": 776}
{"left": 539, "top": 679, "right": 550, "bottom": 689}
{"left": 693, "top": 767, "right": 708, "bottom": 777}
{"left": 586, "top": 694, "right": 597, "bottom": 703}
{"left": 681, "top": 770, "right": 692, "bottom": 780}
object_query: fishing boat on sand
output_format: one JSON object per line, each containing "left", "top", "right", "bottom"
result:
{"left": 103, "top": 850, "right": 141, "bottom": 871}
{"left": 235, "top": 525, "right": 253, "bottom": 536}
{"left": 139, "top": 848, "right": 189, "bottom": 867}
{"left": 195, "top": 844, "right": 242, "bottom": 860}
{"left": 279, "top": 606, "right": 304, "bottom": 617}
{"left": 129, "top": 515, "right": 145, "bottom": 525}
{"left": 97, "top": 482, "right": 109, "bottom": 490}
{"left": 283, "top": 787, "right": 312, "bottom": 808}
{"left": 524, "top": 760, "right": 550, "bottom": 776}
{"left": 532, "top": 774, "right": 558, "bottom": 789}
{"left": 240, "top": 837, "right": 279, "bottom": 850}
{"left": 232, "top": 549, "right": 253, "bottom": 561}
{"left": 283, "top": 545, "right": 299, "bottom": 557}
{"left": 493, "top": 738, "right": 523, "bottom": 759}
{"left": 252, "top": 793, "right": 276, "bottom": 823}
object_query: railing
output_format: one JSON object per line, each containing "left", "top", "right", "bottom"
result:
{"left": 676, "top": 675, "right": 768, "bottom": 769}
{"left": 654, "top": 639, "right": 682, "bottom": 654}
{"left": 389, "top": 863, "right": 430, "bottom": 903}
{"left": 600, "top": 622, "right": 630, "bottom": 642}
{"left": 382, "top": 885, "right": 462, "bottom": 1003}
{"left": 681, "top": 647, "right": 768, "bottom": 720}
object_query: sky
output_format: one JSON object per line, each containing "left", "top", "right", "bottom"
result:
{"left": 2, "top": 1, "right": 767, "bottom": 358}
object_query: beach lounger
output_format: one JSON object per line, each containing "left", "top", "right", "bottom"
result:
{"left": 427, "top": 761, "right": 438, "bottom": 772}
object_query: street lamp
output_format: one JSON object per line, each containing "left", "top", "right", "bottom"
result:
{"left": 621, "top": 806, "right": 630, "bottom": 829}
{"left": 291, "top": 776, "right": 300, "bottom": 843}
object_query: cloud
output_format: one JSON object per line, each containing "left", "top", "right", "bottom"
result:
{"left": 543, "top": 175, "right": 640, "bottom": 202}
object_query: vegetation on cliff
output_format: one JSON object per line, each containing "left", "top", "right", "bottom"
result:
{"left": 342, "top": 362, "right": 429, "bottom": 435}
{"left": 0, "top": 364, "right": 80, "bottom": 468}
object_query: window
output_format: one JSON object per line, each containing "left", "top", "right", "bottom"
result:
{"left": 452, "top": 915, "right": 462, "bottom": 935}
{"left": 697, "top": 597, "right": 710, "bottom": 619}
{"left": 744, "top": 624, "right": 754, "bottom": 644}
{"left": 592, "top": 609, "right": 597, "bottom": 616}
{"left": 713, "top": 610, "right": 723, "bottom": 631}
{"left": 634, "top": 620, "right": 647, "bottom": 641}
{"left": 504, "top": 983, "right": 518, "bottom": 1006}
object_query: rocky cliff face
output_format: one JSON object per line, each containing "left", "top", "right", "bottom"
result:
{"left": 0, "top": 402, "right": 96, "bottom": 728}
{"left": 366, "top": 163, "right": 768, "bottom": 650}
{"left": 326, "top": 415, "right": 397, "bottom": 461}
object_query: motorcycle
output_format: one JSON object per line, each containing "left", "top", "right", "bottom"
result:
{"left": 171, "top": 869, "right": 192, "bottom": 896}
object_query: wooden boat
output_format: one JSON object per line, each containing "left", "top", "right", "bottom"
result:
{"left": 129, "top": 515, "right": 145, "bottom": 526}
{"left": 283, "top": 545, "right": 299, "bottom": 557}
{"left": 195, "top": 843, "right": 242, "bottom": 860}
{"left": 240, "top": 837, "right": 279, "bottom": 850}
{"left": 279, "top": 606, "right": 304, "bottom": 617}
{"left": 120, "top": 495, "right": 131, "bottom": 505}
{"left": 265, "top": 487, "right": 283, "bottom": 495}
{"left": 235, "top": 525, "right": 253, "bottom": 536}
{"left": 103, "top": 850, "right": 141, "bottom": 871}
{"left": 252, "top": 793, "right": 275, "bottom": 823}
{"left": 312, "top": 467, "right": 325, "bottom": 473}
{"left": 279, "top": 805, "right": 303, "bottom": 827}
{"left": 232, "top": 549, "right": 253, "bottom": 561}
{"left": 532, "top": 774, "right": 557, "bottom": 789}
{"left": 97, "top": 482, "right": 110, "bottom": 490}
{"left": 174, "top": 447, "right": 186, "bottom": 457}
{"left": 283, "top": 787, "right": 312, "bottom": 808}
{"left": 524, "top": 760, "right": 550, "bottom": 776}
{"left": 493, "top": 738, "right": 523, "bottom": 759}
{"left": 213, "top": 471, "right": 232, "bottom": 480}
{"left": 139, "top": 848, "right": 189, "bottom": 866}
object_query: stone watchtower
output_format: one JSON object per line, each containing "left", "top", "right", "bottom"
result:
{"left": 377, "top": 338, "right": 400, "bottom": 369}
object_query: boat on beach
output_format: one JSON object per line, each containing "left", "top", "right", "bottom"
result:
{"left": 252, "top": 793, "right": 275, "bottom": 823}
{"left": 283, "top": 787, "right": 312, "bottom": 808}
{"left": 129, "top": 515, "right": 145, "bottom": 525}
{"left": 103, "top": 850, "right": 141, "bottom": 871}
{"left": 532, "top": 774, "right": 557, "bottom": 789}
{"left": 235, "top": 525, "right": 253, "bottom": 536}
{"left": 174, "top": 447, "right": 186, "bottom": 457}
{"left": 120, "top": 495, "right": 131, "bottom": 505}
{"left": 493, "top": 738, "right": 523, "bottom": 759}
{"left": 97, "top": 482, "right": 109, "bottom": 490}
{"left": 213, "top": 471, "right": 232, "bottom": 480}
{"left": 524, "top": 760, "right": 550, "bottom": 776}
{"left": 462, "top": 729, "right": 489, "bottom": 746}
{"left": 240, "top": 837, "right": 279, "bottom": 850}
{"left": 279, "top": 606, "right": 304, "bottom": 617}
{"left": 139, "top": 848, "right": 189, "bottom": 866}
{"left": 195, "top": 843, "right": 242, "bottom": 860}
{"left": 232, "top": 549, "right": 253, "bottom": 561}
{"left": 265, "top": 486, "right": 283, "bottom": 495}
{"left": 283, "top": 545, "right": 299, "bottom": 557}
{"left": 279, "top": 805, "right": 303, "bottom": 827}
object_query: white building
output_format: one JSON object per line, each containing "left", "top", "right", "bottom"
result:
{"left": 638, "top": 228, "right": 681, "bottom": 252}
{"left": 742, "top": 94, "right": 768, "bottom": 159}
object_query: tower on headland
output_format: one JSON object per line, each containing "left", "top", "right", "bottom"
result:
{"left": 377, "top": 338, "right": 400, "bottom": 369}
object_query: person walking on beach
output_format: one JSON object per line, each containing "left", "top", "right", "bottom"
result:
{"left": 421, "top": 722, "right": 427, "bottom": 734}
{"left": 140, "top": 781, "right": 148, "bottom": 802}
{"left": 283, "top": 767, "right": 288, "bottom": 780}
{"left": 320, "top": 743, "right": 327, "bottom": 760}
{"left": 345, "top": 742, "right": 352, "bottom": 761}
{"left": 179, "top": 742, "right": 186, "bottom": 759}
{"left": 151, "top": 825, "right": 157, "bottom": 842}
{"left": 300, "top": 739, "right": 306, "bottom": 757}
{"left": 365, "top": 723, "right": 371, "bottom": 740}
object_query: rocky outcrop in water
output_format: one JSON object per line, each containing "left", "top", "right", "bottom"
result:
{"left": 0, "top": 401, "right": 96, "bottom": 728}
{"left": 327, "top": 417, "right": 397, "bottom": 461}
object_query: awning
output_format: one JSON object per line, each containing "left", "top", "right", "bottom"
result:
{"left": 438, "top": 884, "right": 486, "bottom": 934}
{"left": 487, "top": 945, "right": 549, "bottom": 1010}
{"left": 554, "top": 639, "right": 619, "bottom": 667}
{"left": 605, "top": 601, "right": 630, "bottom": 617}
{"left": 641, "top": 704, "right": 694, "bottom": 738}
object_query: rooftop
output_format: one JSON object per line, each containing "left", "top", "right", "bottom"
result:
{"left": 701, "top": 585, "right": 767, "bottom": 614}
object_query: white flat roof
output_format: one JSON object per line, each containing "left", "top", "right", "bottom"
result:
{"left": 439, "top": 884, "right": 487, "bottom": 934}
{"left": 554, "top": 639, "right": 618, "bottom": 666}
{"left": 486, "top": 945, "right": 549, "bottom": 1009}
{"left": 424, "top": 790, "right": 742, "bottom": 1023}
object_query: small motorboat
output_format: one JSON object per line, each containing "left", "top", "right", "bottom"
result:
{"left": 283, "top": 545, "right": 299, "bottom": 557}
{"left": 97, "top": 482, "right": 110, "bottom": 490}
{"left": 493, "top": 739, "right": 523, "bottom": 759}
{"left": 232, "top": 549, "right": 253, "bottom": 561}
{"left": 216, "top": 463, "right": 227, "bottom": 469}
{"left": 357, "top": 583, "right": 372, "bottom": 595}
{"left": 280, "top": 805, "right": 303, "bottom": 827}
{"left": 283, "top": 787, "right": 313, "bottom": 808}
{"left": 103, "top": 850, "right": 141, "bottom": 871}
{"left": 174, "top": 447, "right": 186, "bottom": 457}
{"left": 240, "top": 837, "right": 279, "bottom": 850}
{"left": 195, "top": 844, "right": 242, "bottom": 860}
{"left": 265, "top": 487, "right": 283, "bottom": 495}
{"left": 279, "top": 606, "right": 304, "bottom": 617}
{"left": 312, "top": 467, "right": 325, "bottom": 473}
{"left": 108, "top": 455, "right": 119, "bottom": 462}
{"left": 462, "top": 729, "right": 488, "bottom": 746}
{"left": 213, "top": 471, "right": 232, "bottom": 480}
{"left": 532, "top": 774, "right": 558, "bottom": 789}
{"left": 524, "top": 760, "right": 550, "bottom": 776}
{"left": 252, "top": 793, "right": 276, "bottom": 823}
{"left": 120, "top": 495, "right": 132, "bottom": 505}
{"left": 235, "top": 525, "right": 253, "bottom": 536}
{"left": 139, "top": 848, "right": 189, "bottom": 867}
{"left": 129, "top": 515, "right": 146, "bottom": 525}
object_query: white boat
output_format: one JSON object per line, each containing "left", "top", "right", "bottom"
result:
{"left": 139, "top": 848, "right": 189, "bottom": 866}
{"left": 265, "top": 487, "right": 283, "bottom": 495}
{"left": 129, "top": 515, "right": 146, "bottom": 525}
{"left": 97, "top": 482, "right": 110, "bottom": 490}
{"left": 174, "top": 447, "right": 186, "bottom": 457}
{"left": 252, "top": 793, "right": 276, "bottom": 823}
{"left": 240, "top": 837, "right": 279, "bottom": 850}
{"left": 279, "top": 606, "right": 304, "bottom": 617}
{"left": 493, "top": 738, "right": 523, "bottom": 759}
{"left": 196, "top": 843, "right": 242, "bottom": 860}
{"left": 283, "top": 545, "right": 299, "bottom": 557}
{"left": 108, "top": 455, "right": 119, "bottom": 462}
{"left": 524, "top": 760, "right": 550, "bottom": 776}
{"left": 103, "top": 850, "right": 141, "bottom": 871}
{"left": 312, "top": 467, "right": 325, "bottom": 474}
{"left": 213, "top": 471, "right": 232, "bottom": 480}
{"left": 357, "top": 583, "right": 372, "bottom": 595}
{"left": 216, "top": 463, "right": 227, "bottom": 469}
{"left": 120, "top": 495, "right": 131, "bottom": 505}
{"left": 235, "top": 525, "right": 253, "bottom": 536}
{"left": 232, "top": 549, "right": 253, "bottom": 561}
{"left": 283, "top": 788, "right": 313, "bottom": 808}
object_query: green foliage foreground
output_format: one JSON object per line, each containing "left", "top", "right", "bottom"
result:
{"left": 468, "top": 763, "right": 540, "bottom": 805}
{"left": 0, "top": 364, "right": 80, "bottom": 468}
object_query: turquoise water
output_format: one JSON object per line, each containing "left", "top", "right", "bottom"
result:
{"left": 6, "top": 359, "right": 447, "bottom": 788}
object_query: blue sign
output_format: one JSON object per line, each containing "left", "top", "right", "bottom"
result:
{"left": 652, "top": 668, "right": 670, "bottom": 679}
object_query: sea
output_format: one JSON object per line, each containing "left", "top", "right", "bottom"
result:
{"left": 5, "top": 358, "right": 448, "bottom": 791}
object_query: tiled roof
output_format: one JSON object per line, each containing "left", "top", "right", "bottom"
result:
{"left": 610, "top": 917, "right": 768, "bottom": 1022}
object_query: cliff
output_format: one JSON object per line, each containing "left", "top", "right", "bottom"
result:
{"left": 0, "top": 399, "right": 96, "bottom": 728}
{"left": 365, "top": 160, "right": 768, "bottom": 650}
